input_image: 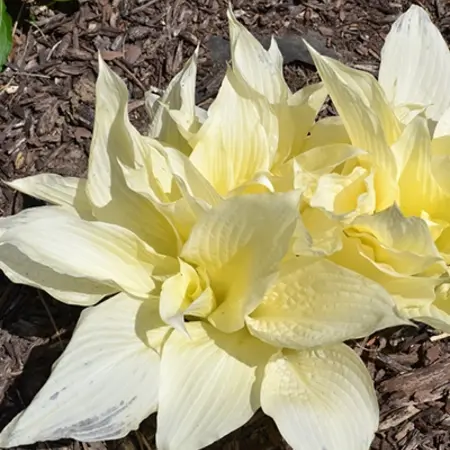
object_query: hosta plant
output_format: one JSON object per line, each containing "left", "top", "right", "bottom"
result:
{"left": 0, "top": 5, "right": 443, "bottom": 450}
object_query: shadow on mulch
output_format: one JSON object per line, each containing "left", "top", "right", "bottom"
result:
{"left": 4, "top": 0, "right": 80, "bottom": 35}
{"left": 0, "top": 277, "right": 80, "bottom": 430}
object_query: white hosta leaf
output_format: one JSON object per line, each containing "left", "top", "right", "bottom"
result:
{"left": 329, "top": 232, "right": 441, "bottom": 307}
{"left": 0, "top": 206, "right": 177, "bottom": 299}
{"left": 431, "top": 135, "right": 450, "bottom": 195}
{"left": 420, "top": 210, "right": 448, "bottom": 242}
{"left": 274, "top": 82, "right": 328, "bottom": 165}
{"left": 349, "top": 204, "right": 444, "bottom": 275}
{"left": 146, "top": 49, "right": 200, "bottom": 153}
{"left": 159, "top": 259, "right": 200, "bottom": 334}
{"left": 379, "top": 5, "right": 450, "bottom": 122}
{"left": 184, "top": 286, "right": 216, "bottom": 319}
{"left": 307, "top": 44, "right": 401, "bottom": 149}
{"left": 85, "top": 58, "right": 180, "bottom": 256}
{"left": 307, "top": 45, "right": 399, "bottom": 210}
{"left": 268, "top": 37, "right": 283, "bottom": 70}
{"left": 6, "top": 174, "right": 92, "bottom": 217}
{"left": 135, "top": 297, "right": 173, "bottom": 353}
{"left": 125, "top": 143, "right": 206, "bottom": 242}
{"left": 156, "top": 322, "right": 273, "bottom": 450}
{"left": 297, "top": 207, "right": 343, "bottom": 257}
{"left": 411, "top": 306, "right": 450, "bottom": 333}
{"left": 86, "top": 55, "right": 131, "bottom": 208}
{"left": 296, "top": 143, "right": 364, "bottom": 175}
{"left": 303, "top": 116, "right": 351, "bottom": 151}
{"left": 181, "top": 192, "right": 301, "bottom": 332}
{"left": 246, "top": 258, "right": 400, "bottom": 349}
{"left": 228, "top": 7, "right": 289, "bottom": 103}
{"left": 399, "top": 282, "right": 450, "bottom": 331}
{"left": 0, "top": 242, "right": 114, "bottom": 306}
{"left": 434, "top": 106, "right": 450, "bottom": 138}
{"left": 310, "top": 165, "right": 376, "bottom": 218}
{"left": 393, "top": 102, "right": 427, "bottom": 125}
{"left": 118, "top": 137, "right": 176, "bottom": 203}
{"left": 261, "top": 345, "right": 379, "bottom": 450}
{"left": 397, "top": 115, "right": 450, "bottom": 220}
{"left": 394, "top": 296, "right": 448, "bottom": 332}
{"left": 163, "top": 145, "right": 221, "bottom": 208}
{"left": 97, "top": 164, "right": 181, "bottom": 257}
{"left": 0, "top": 191, "right": 105, "bottom": 305}
{"left": 0, "top": 293, "right": 160, "bottom": 446}
{"left": 100, "top": 128, "right": 181, "bottom": 256}
{"left": 229, "top": 171, "right": 275, "bottom": 196}
{"left": 189, "top": 69, "right": 273, "bottom": 195}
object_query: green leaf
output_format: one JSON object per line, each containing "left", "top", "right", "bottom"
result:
{"left": 0, "top": 0, "right": 12, "bottom": 68}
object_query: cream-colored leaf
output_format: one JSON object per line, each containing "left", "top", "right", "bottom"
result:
{"left": 296, "top": 143, "right": 364, "bottom": 175}
{"left": 99, "top": 147, "right": 181, "bottom": 256}
{"left": 156, "top": 197, "right": 202, "bottom": 243}
{"left": 0, "top": 242, "right": 114, "bottom": 306}
{"left": 159, "top": 259, "right": 202, "bottom": 334}
{"left": 407, "top": 282, "right": 450, "bottom": 332}
{"left": 86, "top": 55, "right": 132, "bottom": 208}
{"left": 135, "top": 297, "right": 172, "bottom": 353}
{"left": 85, "top": 59, "right": 181, "bottom": 255}
{"left": 163, "top": 146, "right": 221, "bottom": 207}
{"left": 302, "top": 116, "right": 351, "bottom": 151}
{"left": 96, "top": 186, "right": 181, "bottom": 257}
{"left": 297, "top": 207, "right": 343, "bottom": 256}
{"left": 159, "top": 275, "right": 190, "bottom": 335}
{"left": 181, "top": 192, "right": 301, "bottom": 332}
{"left": 431, "top": 143, "right": 450, "bottom": 194}
{"left": 6, "top": 174, "right": 92, "bottom": 217}
{"left": 420, "top": 210, "right": 447, "bottom": 242}
{"left": 189, "top": 69, "right": 273, "bottom": 195}
{"left": 184, "top": 285, "right": 216, "bottom": 318}
{"left": 307, "top": 45, "right": 399, "bottom": 209}
{"left": 329, "top": 233, "right": 440, "bottom": 305}
{"left": 0, "top": 293, "right": 160, "bottom": 446}
{"left": 310, "top": 165, "right": 376, "bottom": 218}
{"left": 412, "top": 306, "right": 450, "bottom": 333}
{"left": 348, "top": 204, "right": 444, "bottom": 275}
{"left": 268, "top": 37, "right": 283, "bottom": 70}
{"left": 246, "top": 258, "right": 400, "bottom": 349}
{"left": 119, "top": 142, "right": 218, "bottom": 248}
{"left": 261, "top": 344, "right": 378, "bottom": 450}
{"left": 273, "top": 83, "right": 328, "bottom": 165}
{"left": 0, "top": 206, "right": 177, "bottom": 299}
{"left": 393, "top": 102, "right": 427, "bottom": 125}
{"left": 156, "top": 322, "right": 273, "bottom": 450}
{"left": 307, "top": 44, "right": 401, "bottom": 149}
{"left": 379, "top": 5, "right": 450, "bottom": 122}
{"left": 116, "top": 138, "right": 175, "bottom": 204}
{"left": 434, "top": 106, "right": 450, "bottom": 138}
{"left": 146, "top": 49, "right": 199, "bottom": 153}
{"left": 228, "top": 171, "right": 275, "bottom": 196}
{"left": 228, "top": 7, "right": 289, "bottom": 103}
{"left": 397, "top": 115, "right": 450, "bottom": 221}
{"left": 436, "top": 224, "right": 450, "bottom": 264}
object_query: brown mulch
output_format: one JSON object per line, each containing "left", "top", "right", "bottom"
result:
{"left": 1, "top": 0, "right": 450, "bottom": 449}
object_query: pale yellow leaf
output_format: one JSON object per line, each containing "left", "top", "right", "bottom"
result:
{"left": 246, "top": 258, "right": 400, "bottom": 348}
{"left": 181, "top": 192, "right": 301, "bottom": 332}
{"left": 261, "top": 345, "right": 378, "bottom": 450}
{"left": 156, "top": 322, "right": 273, "bottom": 450}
